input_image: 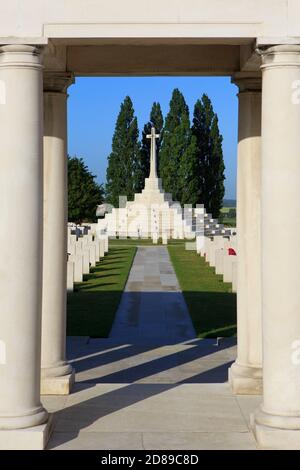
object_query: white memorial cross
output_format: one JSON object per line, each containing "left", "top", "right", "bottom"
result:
{"left": 146, "top": 126, "right": 160, "bottom": 178}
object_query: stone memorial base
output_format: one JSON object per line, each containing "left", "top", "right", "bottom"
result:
{"left": 41, "top": 369, "right": 75, "bottom": 395}
{"left": 0, "top": 415, "right": 53, "bottom": 450}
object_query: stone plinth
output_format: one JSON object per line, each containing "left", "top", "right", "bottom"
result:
{"left": 0, "top": 416, "right": 53, "bottom": 450}
{"left": 41, "top": 370, "right": 75, "bottom": 396}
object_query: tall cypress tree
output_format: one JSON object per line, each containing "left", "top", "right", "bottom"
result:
{"left": 159, "top": 89, "right": 188, "bottom": 199}
{"left": 192, "top": 94, "right": 225, "bottom": 217}
{"left": 159, "top": 89, "right": 198, "bottom": 204}
{"left": 178, "top": 116, "right": 199, "bottom": 206}
{"left": 209, "top": 114, "right": 225, "bottom": 216}
{"left": 106, "top": 96, "right": 140, "bottom": 207}
{"left": 136, "top": 102, "right": 164, "bottom": 192}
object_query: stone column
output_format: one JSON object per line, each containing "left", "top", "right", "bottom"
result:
{"left": 228, "top": 74, "right": 263, "bottom": 394}
{"left": 252, "top": 45, "right": 300, "bottom": 449}
{"left": 0, "top": 45, "right": 50, "bottom": 449}
{"left": 41, "top": 72, "right": 75, "bottom": 395}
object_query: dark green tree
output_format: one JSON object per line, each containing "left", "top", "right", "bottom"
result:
{"left": 68, "top": 156, "right": 104, "bottom": 223}
{"left": 106, "top": 96, "right": 140, "bottom": 206}
{"left": 159, "top": 89, "right": 198, "bottom": 204}
{"left": 192, "top": 94, "right": 225, "bottom": 217}
{"left": 136, "top": 102, "right": 164, "bottom": 191}
{"left": 178, "top": 115, "right": 199, "bottom": 206}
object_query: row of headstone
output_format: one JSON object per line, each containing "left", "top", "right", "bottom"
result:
{"left": 197, "top": 234, "right": 238, "bottom": 292}
{"left": 194, "top": 208, "right": 235, "bottom": 237}
{"left": 66, "top": 223, "right": 109, "bottom": 292}
{"left": 97, "top": 204, "right": 234, "bottom": 240}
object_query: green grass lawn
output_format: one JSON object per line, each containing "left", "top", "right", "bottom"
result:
{"left": 67, "top": 239, "right": 236, "bottom": 339}
{"left": 67, "top": 245, "right": 136, "bottom": 337}
{"left": 168, "top": 244, "right": 237, "bottom": 338}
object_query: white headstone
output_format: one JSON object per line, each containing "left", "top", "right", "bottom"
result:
{"left": 152, "top": 232, "right": 158, "bottom": 244}
{"left": 67, "top": 260, "right": 74, "bottom": 292}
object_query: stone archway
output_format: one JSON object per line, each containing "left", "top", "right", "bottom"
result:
{"left": 1, "top": 1, "right": 300, "bottom": 450}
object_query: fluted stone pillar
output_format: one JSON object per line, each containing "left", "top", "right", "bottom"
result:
{"left": 41, "top": 73, "right": 75, "bottom": 395}
{"left": 0, "top": 45, "right": 51, "bottom": 449}
{"left": 252, "top": 45, "right": 300, "bottom": 449}
{"left": 229, "top": 74, "right": 262, "bottom": 394}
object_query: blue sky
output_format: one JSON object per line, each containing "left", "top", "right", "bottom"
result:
{"left": 68, "top": 76, "right": 238, "bottom": 199}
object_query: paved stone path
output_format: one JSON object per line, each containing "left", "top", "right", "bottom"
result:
{"left": 45, "top": 337, "right": 259, "bottom": 450}
{"left": 44, "top": 246, "right": 259, "bottom": 450}
{"left": 110, "top": 246, "right": 196, "bottom": 342}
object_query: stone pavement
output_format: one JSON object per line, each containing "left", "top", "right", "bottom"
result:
{"left": 45, "top": 338, "right": 260, "bottom": 450}
{"left": 109, "top": 246, "right": 196, "bottom": 342}
{"left": 44, "top": 247, "right": 260, "bottom": 450}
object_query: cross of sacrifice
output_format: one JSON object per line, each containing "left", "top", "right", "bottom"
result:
{"left": 146, "top": 126, "right": 160, "bottom": 178}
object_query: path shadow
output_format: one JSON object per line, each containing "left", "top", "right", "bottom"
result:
{"left": 47, "top": 339, "right": 236, "bottom": 449}
{"left": 69, "top": 342, "right": 162, "bottom": 373}
{"left": 68, "top": 290, "right": 236, "bottom": 338}
{"left": 71, "top": 337, "right": 235, "bottom": 383}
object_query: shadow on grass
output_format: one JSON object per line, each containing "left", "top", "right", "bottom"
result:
{"left": 67, "top": 290, "right": 236, "bottom": 339}
{"left": 67, "top": 244, "right": 236, "bottom": 339}
{"left": 183, "top": 291, "right": 236, "bottom": 338}
{"left": 67, "top": 291, "right": 124, "bottom": 337}
{"left": 67, "top": 245, "right": 137, "bottom": 337}
{"left": 167, "top": 246, "right": 237, "bottom": 338}
{"left": 82, "top": 272, "right": 119, "bottom": 281}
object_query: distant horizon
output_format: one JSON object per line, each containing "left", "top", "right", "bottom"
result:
{"left": 68, "top": 76, "right": 238, "bottom": 199}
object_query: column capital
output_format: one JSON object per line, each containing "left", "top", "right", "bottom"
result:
{"left": 43, "top": 71, "right": 74, "bottom": 93}
{"left": 257, "top": 44, "right": 300, "bottom": 70}
{"left": 0, "top": 44, "right": 43, "bottom": 69}
{"left": 231, "top": 73, "right": 262, "bottom": 92}
{"left": 0, "top": 44, "right": 41, "bottom": 53}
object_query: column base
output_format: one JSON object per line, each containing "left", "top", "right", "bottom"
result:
{"left": 0, "top": 406, "right": 48, "bottom": 430}
{"left": 251, "top": 407, "right": 300, "bottom": 450}
{"left": 41, "top": 369, "right": 75, "bottom": 396}
{"left": 0, "top": 415, "right": 53, "bottom": 450}
{"left": 41, "top": 361, "right": 73, "bottom": 378}
{"left": 229, "top": 361, "right": 262, "bottom": 395}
